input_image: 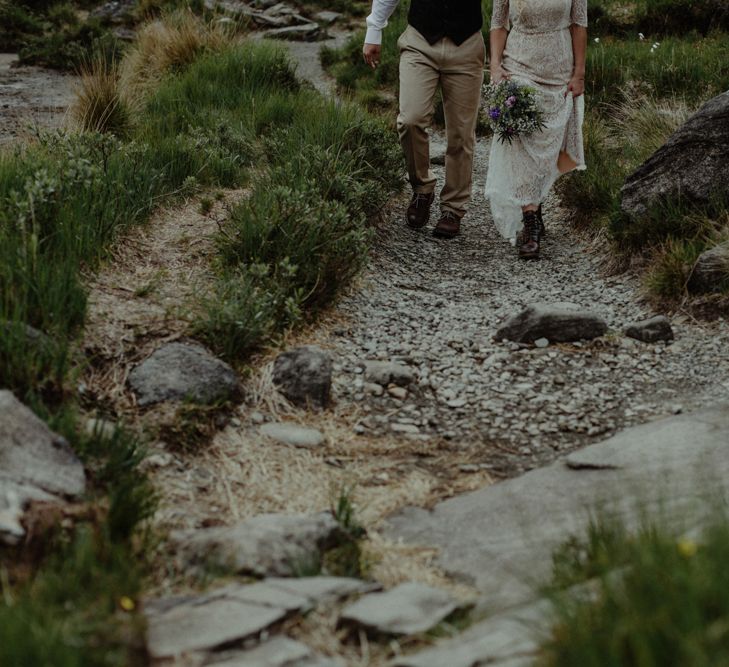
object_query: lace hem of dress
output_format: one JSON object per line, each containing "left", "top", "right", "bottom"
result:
{"left": 486, "top": 160, "right": 586, "bottom": 245}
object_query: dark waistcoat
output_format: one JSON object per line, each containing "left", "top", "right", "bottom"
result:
{"left": 408, "top": 0, "right": 483, "bottom": 46}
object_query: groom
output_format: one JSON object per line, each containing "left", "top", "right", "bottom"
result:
{"left": 363, "top": 0, "right": 485, "bottom": 238}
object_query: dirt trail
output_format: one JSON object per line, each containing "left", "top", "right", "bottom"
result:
{"left": 0, "top": 54, "right": 77, "bottom": 145}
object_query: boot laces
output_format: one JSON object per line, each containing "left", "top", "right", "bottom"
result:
{"left": 412, "top": 193, "right": 431, "bottom": 208}
{"left": 523, "top": 211, "right": 540, "bottom": 243}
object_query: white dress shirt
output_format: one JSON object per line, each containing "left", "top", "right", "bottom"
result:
{"left": 365, "top": 0, "right": 401, "bottom": 44}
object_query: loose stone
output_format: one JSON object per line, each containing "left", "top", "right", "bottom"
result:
{"left": 260, "top": 422, "right": 325, "bottom": 448}
{"left": 340, "top": 582, "right": 460, "bottom": 636}
{"left": 273, "top": 345, "right": 333, "bottom": 410}
{"left": 624, "top": 316, "right": 674, "bottom": 343}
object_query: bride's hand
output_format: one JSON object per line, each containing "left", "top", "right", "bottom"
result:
{"left": 566, "top": 75, "right": 585, "bottom": 97}
{"left": 489, "top": 63, "right": 510, "bottom": 83}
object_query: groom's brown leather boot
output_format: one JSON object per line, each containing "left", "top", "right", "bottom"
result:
{"left": 432, "top": 210, "right": 461, "bottom": 239}
{"left": 406, "top": 191, "right": 435, "bottom": 229}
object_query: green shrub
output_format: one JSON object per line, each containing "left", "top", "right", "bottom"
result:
{"left": 540, "top": 513, "right": 729, "bottom": 666}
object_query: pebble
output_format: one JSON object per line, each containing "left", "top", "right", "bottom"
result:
{"left": 388, "top": 386, "right": 408, "bottom": 400}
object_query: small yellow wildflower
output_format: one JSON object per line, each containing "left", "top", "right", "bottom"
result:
{"left": 677, "top": 539, "right": 698, "bottom": 558}
{"left": 119, "top": 596, "right": 136, "bottom": 612}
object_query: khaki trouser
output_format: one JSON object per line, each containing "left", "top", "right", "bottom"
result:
{"left": 397, "top": 26, "right": 485, "bottom": 218}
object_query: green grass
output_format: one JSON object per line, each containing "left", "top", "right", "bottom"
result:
{"left": 539, "top": 513, "right": 729, "bottom": 666}
{"left": 183, "top": 46, "right": 402, "bottom": 361}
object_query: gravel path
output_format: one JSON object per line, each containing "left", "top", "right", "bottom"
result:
{"left": 322, "top": 131, "right": 729, "bottom": 477}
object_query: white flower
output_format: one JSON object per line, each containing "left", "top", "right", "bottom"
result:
{"left": 594, "top": 37, "right": 600, "bottom": 43}
{"left": 653, "top": 42, "right": 660, "bottom": 48}
{"left": 638, "top": 32, "right": 645, "bottom": 40}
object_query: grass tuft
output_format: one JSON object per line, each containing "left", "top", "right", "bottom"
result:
{"left": 71, "top": 54, "right": 130, "bottom": 135}
{"left": 540, "top": 512, "right": 729, "bottom": 666}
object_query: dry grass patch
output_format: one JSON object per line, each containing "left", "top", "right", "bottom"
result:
{"left": 120, "top": 10, "right": 240, "bottom": 107}
{"left": 71, "top": 54, "right": 130, "bottom": 134}
{"left": 80, "top": 189, "right": 246, "bottom": 416}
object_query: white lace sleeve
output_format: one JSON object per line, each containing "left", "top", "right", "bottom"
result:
{"left": 570, "top": 0, "right": 588, "bottom": 27}
{"left": 490, "top": 0, "right": 510, "bottom": 29}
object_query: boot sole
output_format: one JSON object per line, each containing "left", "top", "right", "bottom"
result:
{"left": 406, "top": 218, "right": 429, "bottom": 229}
{"left": 432, "top": 228, "right": 460, "bottom": 239}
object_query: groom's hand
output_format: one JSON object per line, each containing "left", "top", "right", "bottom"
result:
{"left": 363, "top": 43, "right": 381, "bottom": 69}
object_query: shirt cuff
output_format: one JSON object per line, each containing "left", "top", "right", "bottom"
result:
{"left": 364, "top": 26, "right": 383, "bottom": 44}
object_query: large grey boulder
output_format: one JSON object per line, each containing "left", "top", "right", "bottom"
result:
{"left": 494, "top": 302, "right": 608, "bottom": 344}
{"left": 172, "top": 512, "right": 343, "bottom": 576}
{"left": 340, "top": 582, "right": 460, "bottom": 636}
{"left": 0, "top": 391, "right": 86, "bottom": 545}
{"left": 687, "top": 242, "right": 729, "bottom": 294}
{"left": 624, "top": 315, "right": 674, "bottom": 343}
{"left": 273, "top": 345, "right": 332, "bottom": 409}
{"left": 386, "top": 405, "right": 729, "bottom": 616}
{"left": 621, "top": 91, "right": 729, "bottom": 218}
{"left": 128, "top": 342, "right": 238, "bottom": 406}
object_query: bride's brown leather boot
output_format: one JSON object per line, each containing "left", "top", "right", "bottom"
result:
{"left": 518, "top": 209, "right": 541, "bottom": 259}
{"left": 537, "top": 203, "right": 546, "bottom": 237}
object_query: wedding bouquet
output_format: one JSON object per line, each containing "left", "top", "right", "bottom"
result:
{"left": 482, "top": 80, "right": 546, "bottom": 144}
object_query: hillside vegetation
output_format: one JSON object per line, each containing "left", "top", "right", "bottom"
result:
{"left": 0, "top": 10, "right": 400, "bottom": 664}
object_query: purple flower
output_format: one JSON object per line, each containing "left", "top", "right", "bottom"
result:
{"left": 505, "top": 95, "right": 517, "bottom": 107}
{"left": 489, "top": 107, "right": 501, "bottom": 120}
{"left": 506, "top": 127, "right": 514, "bottom": 134}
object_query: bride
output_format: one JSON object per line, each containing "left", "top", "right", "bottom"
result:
{"left": 486, "top": 0, "right": 588, "bottom": 259}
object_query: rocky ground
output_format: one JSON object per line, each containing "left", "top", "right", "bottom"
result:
{"left": 4, "top": 18, "right": 729, "bottom": 667}
{"left": 0, "top": 53, "right": 77, "bottom": 144}
{"left": 316, "top": 133, "right": 729, "bottom": 477}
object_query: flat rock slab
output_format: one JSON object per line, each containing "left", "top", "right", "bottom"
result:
{"left": 0, "top": 390, "right": 86, "bottom": 545}
{"left": 210, "top": 636, "right": 344, "bottom": 666}
{"left": 340, "top": 582, "right": 459, "bottom": 636}
{"left": 172, "top": 512, "right": 342, "bottom": 577}
{"left": 273, "top": 345, "right": 332, "bottom": 410}
{"left": 386, "top": 405, "right": 729, "bottom": 613}
{"left": 145, "top": 586, "right": 288, "bottom": 659}
{"left": 128, "top": 342, "right": 238, "bottom": 406}
{"left": 494, "top": 302, "right": 607, "bottom": 344}
{"left": 393, "top": 599, "right": 549, "bottom": 667}
{"left": 265, "top": 576, "right": 381, "bottom": 602}
{"left": 624, "top": 315, "right": 674, "bottom": 343}
{"left": 260, "top": 422, "right": 325, "bottom": 448}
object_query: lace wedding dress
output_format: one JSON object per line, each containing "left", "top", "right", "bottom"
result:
{"left": 485, "top": 0, "right": 588, "bottom": 242}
